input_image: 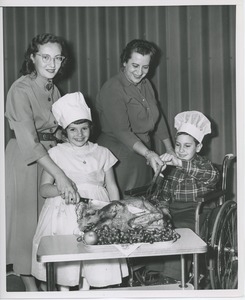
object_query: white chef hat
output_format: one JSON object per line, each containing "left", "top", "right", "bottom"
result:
{"left": 52, "top": 92, "right": 92, "bottom": 129}
{"left": 174, "top": 111, "right": 211, "bottom": 143}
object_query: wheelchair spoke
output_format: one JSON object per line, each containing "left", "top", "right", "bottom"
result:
{"left": 217, "top": 205, "right": 238, "bottom": 289}
{"left": 209, "top": 201, "right": 237, "bottom": 289}
{"left": 209, "top": 200, "right": 237, "bottom": 289}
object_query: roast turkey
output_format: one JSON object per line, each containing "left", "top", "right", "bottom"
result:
{"left": 76, "top": 198, "right": 172, "bottom": 232}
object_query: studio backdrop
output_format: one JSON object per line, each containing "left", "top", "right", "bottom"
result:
{"left": 3, "top": 5, "right": 236, "bottom": 196}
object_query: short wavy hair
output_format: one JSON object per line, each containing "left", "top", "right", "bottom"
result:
{"left": 20, "top": 33, "right": 68, "bottom": 78}
{"left": 120, "top": 39, "right": 157, "bottom": 66}
{"left": 176, "top": 132, "right": 200, "bottom": 145}
{"left": 62, "top": 119, "right": 93, "bottom": 133}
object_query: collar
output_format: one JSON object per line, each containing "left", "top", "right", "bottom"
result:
{"left": 63, "top": 141, "right": 98, "bottom": 154}
{"left": 30, "top": 73, "right": 54, "bottom": 91}
{"left": 45, "top": 79, "right": 53, "bottom": 91}
{"left": 119, "top": 69, "right": 147, "bottom": 88}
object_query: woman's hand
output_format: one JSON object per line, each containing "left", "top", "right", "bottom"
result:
{"left": 55, "top": 173, "right": 80, "bottom": 204}
{"left": 54, "top": 127, "right": 68, "bottom": 143}
{"left": 160, "top": 153, "right": 182, "bottom": 168}
{"left": 60, "top": 190, "right": 81, "bottom": 205}
{"left": 145, "top": 151, "right": 164, "bottom": 173}
{"left": 38, "top": 154, "right": 80, "bottom": 204}
{"left": 40, "top": 169, "right": 80, "bottom": 205}
{"left": 132, "top": 142, "right": 165, "bottom": 174}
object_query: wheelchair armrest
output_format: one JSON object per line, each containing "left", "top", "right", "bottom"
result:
{"left": 195, "top": 190, "right": 226, "bottom": 235}
{"left": 195, "top": 190, "right": 226, "bottom": 203}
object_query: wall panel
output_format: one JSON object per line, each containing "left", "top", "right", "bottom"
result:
{"left": 3, "top": 5, "right": 236, "bottom": 166}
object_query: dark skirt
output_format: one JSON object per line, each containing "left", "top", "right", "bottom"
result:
{"left": 5, "top": 139, "right": 55, "bottom": 275}
{"left": 97, "top": 133, "right": 153, "bottom": 198}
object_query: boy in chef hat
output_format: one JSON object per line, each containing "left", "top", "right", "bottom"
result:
{"left": 145, "top": 111, "right": 220, "bottom": 282}
{"left": 32, "top": 92, "right": 128, "bottom": 291}
{"left": 175, "top": 110, "right": 211, "bottom": 143}
{"left": 160, "top": 110, "right": 212, "bottom": 166}
{"left": 159, "top": 110, "right": 220, "bottom": 219}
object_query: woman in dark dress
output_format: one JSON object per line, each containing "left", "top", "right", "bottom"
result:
{"left": 96, "top": 39, "right": 174, "bottom": 197}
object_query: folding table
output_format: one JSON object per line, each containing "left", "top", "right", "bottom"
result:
{"left": 37, "top": 228, "right": 207, "bottom": 291}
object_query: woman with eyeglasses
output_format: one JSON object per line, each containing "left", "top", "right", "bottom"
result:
{"left": 5, "top": 33, "right": 80, "bottom": 291}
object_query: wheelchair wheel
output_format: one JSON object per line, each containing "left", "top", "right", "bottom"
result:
{"left": 209, "top": 200, "right": 238, "bottom": 289}
{"left": 198, "top": 206, "right": 221, "bottom": 285}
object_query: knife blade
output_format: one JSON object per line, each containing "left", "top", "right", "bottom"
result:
{"left": 79, "top": 197, "right": 91, "bottom": 204}
{"left": 79, "top": 197, "right": 145, "bottom": 214}
{"left": 79, "top": 197, "right": 109, "bottom": 209}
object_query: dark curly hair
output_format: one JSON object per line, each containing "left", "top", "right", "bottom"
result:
{"left": 176, "top": 132, "right": 200, "bottom": 145}
{"left": 120, "top": 39, "right": 157, "bottom": 66}
{"left": 20, "top": 33, "right": 68, "bottom": 78}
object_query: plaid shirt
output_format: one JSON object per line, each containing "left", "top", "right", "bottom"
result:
{"left": 158, "top": 154, "right": 220, "bottom": 207}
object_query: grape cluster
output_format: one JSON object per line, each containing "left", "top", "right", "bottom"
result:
{"left": 83, "top": 224, "right": 180, "bottom": 245}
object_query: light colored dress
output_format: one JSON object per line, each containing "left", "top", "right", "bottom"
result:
{"left": 31, "top": 141, "right": 128, "bottom": 287}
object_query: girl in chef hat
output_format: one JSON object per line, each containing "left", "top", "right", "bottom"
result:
{"left": 146, "top": 111, "right": 220, "bottom": 282}
{"left": 32, "top": 92, "right": 128, "bottom": 291}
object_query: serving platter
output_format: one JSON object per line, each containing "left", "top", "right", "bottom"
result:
{"left": 77, "top": 236, "right": 176, "bottom": 256}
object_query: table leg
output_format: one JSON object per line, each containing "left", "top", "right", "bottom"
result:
{"left": 46, "top": 262, "right": 55, "bottom": 291}
{"left": 180, "top": 255, "right": 187, "bottom": 288}
{"left": 193, "top": 253, "right": 199, "bottom": 289}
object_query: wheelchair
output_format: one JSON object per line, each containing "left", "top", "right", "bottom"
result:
{"left": 124, "top": 153, "right": 238, "bottom": 289}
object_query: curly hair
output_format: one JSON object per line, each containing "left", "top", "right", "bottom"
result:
{"left": 20, "top": 33, "right": 68, "bottom": 78}
{"left": 120, "top": 39, "right": 157, "bottom": 66}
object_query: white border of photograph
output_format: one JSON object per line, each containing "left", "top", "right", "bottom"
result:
{"left": 0, "top": 1, "right": 244, "bottom": 300}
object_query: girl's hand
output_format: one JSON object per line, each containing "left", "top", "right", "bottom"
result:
{"left": 160, "top": 153, "right": 182, "bottom": 167}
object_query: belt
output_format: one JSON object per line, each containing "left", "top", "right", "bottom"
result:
{"left": 12, "top": 131, "right": 60, "bottom": 142}
{"left": 38, "top": 132, "right": 57, "bottom": 141}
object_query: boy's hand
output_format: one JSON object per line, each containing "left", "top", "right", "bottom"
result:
{"left": 160, "top": 153, "right": 182, "bottom": 168}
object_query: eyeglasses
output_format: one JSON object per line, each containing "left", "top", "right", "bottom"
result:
{"left": 36, "top": 53, "right": 65, "bottom": 64}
